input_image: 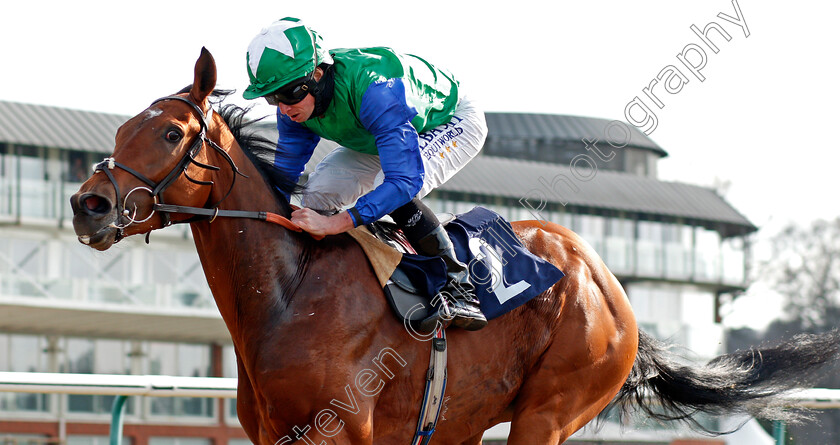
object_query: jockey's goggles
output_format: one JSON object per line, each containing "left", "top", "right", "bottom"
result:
{"left": 265, "top": 73, "right": 314, "bottom": 106}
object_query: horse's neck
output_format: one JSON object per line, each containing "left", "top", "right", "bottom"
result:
{"left": 188, "top": 128, "right": 307, "bottom": 345}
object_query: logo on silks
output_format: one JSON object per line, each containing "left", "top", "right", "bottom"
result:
{"left": 419, "top": 116, "right": 465, "bottom": 161}
{"left": 445, "top": 207, "right": 566, "bottom": 319}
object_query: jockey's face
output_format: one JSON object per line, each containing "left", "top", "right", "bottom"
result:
{"left": 277, "top": 94, "right": 315, "bottom": 123}
{"left": 273, "top": 67, "right": 323, "bottom": 123}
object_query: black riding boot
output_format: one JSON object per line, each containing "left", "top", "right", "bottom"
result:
{"left": 414, "top": 225, "right": 488, "bottom": 332}
{"left": 390, "top": 198, "right": 488, "bottom": 333}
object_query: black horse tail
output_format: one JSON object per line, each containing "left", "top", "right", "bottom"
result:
{"left": 604, "top": 329, "right": 840, "bottom": 433}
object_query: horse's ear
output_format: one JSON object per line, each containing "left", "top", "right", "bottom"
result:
{"left": 190, "top": 47, "right": 217, "bottom": 104}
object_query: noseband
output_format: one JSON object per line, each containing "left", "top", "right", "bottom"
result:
{"left": 93, "top": 95, "right": 246, "bottom": 241}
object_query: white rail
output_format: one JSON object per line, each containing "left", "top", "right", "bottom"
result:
{"left": 1, "top": 372, "right": 838, "bottom": 445}
{"left": 1, "top": 371, "right": 839, "bottom": 406}
{"left": 0, "top": 371, "right": 237, "bottom": 398}
{"left": 780, "top": 388, "right": 840, "bottom": 409}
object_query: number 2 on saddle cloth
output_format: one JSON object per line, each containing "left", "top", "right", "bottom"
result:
{"left": 368, "top": 206, "right": 566, "bottom": 329}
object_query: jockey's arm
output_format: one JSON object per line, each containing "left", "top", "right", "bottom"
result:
{"left": 273, "top": 111, "right": 320, "bottom": 200}
{"left": 292, "top": 79, "right": 423, "bottom": 237}
{"left": 347, "top": 78, "right": 424, "bottom": 227}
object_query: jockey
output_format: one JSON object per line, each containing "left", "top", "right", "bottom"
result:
{"left": 244, "top": 18, "right": 489, "bottom": 332}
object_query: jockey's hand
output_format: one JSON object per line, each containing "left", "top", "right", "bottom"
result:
{"left": 291, "top": 208, "right": 355, "bottom": 236}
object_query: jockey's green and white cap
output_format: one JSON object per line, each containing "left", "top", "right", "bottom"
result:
{"left": 243, "top": 17, "right": 332, "bottom": 100}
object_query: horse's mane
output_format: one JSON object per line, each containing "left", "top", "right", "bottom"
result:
{"left": 177, "top": 86, "right": 303, "bottom": 215}
{"left": 177, "top": 87, "right": 312, "bottom": 314}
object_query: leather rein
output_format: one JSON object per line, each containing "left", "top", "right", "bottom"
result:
{"left": 93, "top": 95, "right": 321, "bottom": 242}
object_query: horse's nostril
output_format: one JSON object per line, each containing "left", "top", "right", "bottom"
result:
{"left": 80, "top": 194, "right": 112, "bottom": 215}
{"left": 85, "top": 196, "right": 102, "bottom": 211}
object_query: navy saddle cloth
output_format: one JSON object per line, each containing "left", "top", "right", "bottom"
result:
{"left": 375, "top": 207, "right": 565, "bottom": 324}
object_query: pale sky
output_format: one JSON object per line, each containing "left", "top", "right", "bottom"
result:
{"left": 2, "top": 0, "right": 838, "bottom": 329}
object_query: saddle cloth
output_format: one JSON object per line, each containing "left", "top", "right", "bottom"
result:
{"left": 349, "top": 207, "right": 566, "bottom": 321}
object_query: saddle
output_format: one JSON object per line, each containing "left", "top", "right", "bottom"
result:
{"left": 364, "top": 217, "right": 453, "bottom": 328}
{"left": 347, "top": 207, "right": 566, "bottom": 328}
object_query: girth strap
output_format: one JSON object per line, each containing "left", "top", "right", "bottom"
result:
{"left": 412, "top": 328, "right": 448, "bottom": 445}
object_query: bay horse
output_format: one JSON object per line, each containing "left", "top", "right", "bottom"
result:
{"left": 70, "top": 48, "right": 838, "bottom": 444}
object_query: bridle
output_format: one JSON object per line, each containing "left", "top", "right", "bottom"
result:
{"left": 94, "top": 95, "right": 321, "bottom": 242}
{"left": 93, "top": 95, "right": 244, "bottom": 241}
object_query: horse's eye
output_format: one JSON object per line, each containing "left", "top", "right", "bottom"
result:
{"left": 165, "top": 129, "right": 182, "bottom": 142}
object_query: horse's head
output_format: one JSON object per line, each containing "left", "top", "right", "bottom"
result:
{"left": 70, "top": 48, "right": 223, "bottom": 250}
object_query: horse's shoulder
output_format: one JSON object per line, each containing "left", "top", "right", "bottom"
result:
{"left": 309, "top": 232, "right": 367, "bottom": 256}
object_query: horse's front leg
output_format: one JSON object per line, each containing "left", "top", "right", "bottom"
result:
{"left": 234, "top": 353, "right": 263, "bottom": 443}
{"left": 267, "top": 405, "right": 375, "bottom": 445}
{"left": 257, "top": 378, "right": 376, "bottom": 445}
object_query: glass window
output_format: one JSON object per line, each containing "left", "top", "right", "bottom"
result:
{"left": 148, "top": 250, "right": 178, "bottom": 286}
{"left": 184, "top": 344, "right": 211, "bottom": 372}
{"left": 637, "top": 220, "right": 663, "bottom": 241}
{"left": 148, "top": 342, "right": 176, "bottom": 416}
{"left": 694, "top": 227, "right": 721, "bottom": 281}
{"left": 0, "top": 237, "right": 8, "bottom": 279}
{"left": 680, "top": 288, "right": 724, "bottom": 358}
{"left": 557, "top": 145, "right": 585, "bottom": 165}
{"left": 626, "top": 283, "right": 683, "bottom": 342}
{"left": 423, "top": 196, "right": 441, "bottom": 214}
{"left": 663, "top": 224, "right": 693, "bottom": 280}
{"left": 18, "top": 147, "right": 51, "bottom": 218}
{"left": 96, "top": 340, "right": 129, "bottom": 374}
{"left": 6, "top": 238, "right": 49, "bottom": 297}
{"left": 64, "top": 241, "right": 100, "bottom": 281}
{"left": 64, "top": 338, "right": 134, "bottom": 415}
{"left": 149, "top": 439, "right": 210, "bottom": 445}
{"left": 605, "top": 217, "right": 634, "bottom": 274}
{"left": 222, "top": 346, "right": 237, "bottom": 378}
{"left": 178, "top": 345, "right": 212, "bottom": 416}
{"left": 627, "top": 281, "right": 726, "bottom": 355}
{"left": 607, "top": 217, "right": 634, "bottom": 239}
{"left": 223, "top": 346, "right": 239, "bottom": 421}
{"left": 148, "top": 343, "right": 177, "bottom": 375}
{"left": 554, "top": 210, "right": 573, "bottom": 229}
{"left": 576, "top": 214, "right": 605, "bottom": 254}
{"left": 68, "top": 436, "right": 133, "bottom": 445}
{"left": 514, "top": 206, "right": 535, "bottom": 222}
{"left": 61, "top": 235, "right": 213, "bottom": 308}
{"left": 87, "top": 249, "right": 134, "bottom": 304}
{"left": 10, "top": 335, "right": 45, "bottom": 373}
{"left": 536, "top": 139, "right": 563, "bottom": 163}
{"left": 496, "top": 137, "right": 527, "bottom": 156}
{"left": 636, "top": 221, "right": 663, "bottom": 277}
{"left": 454, "top": 201, "right": 473, "bottom": 215}
{"left": 0, "top": 334, "right": 49, "bottom": 412}
{"left": 88, "top": 340, "right": 133, "bottom": 415}
{"left": 0, "top": 334, "right": 8, "bottom": 372}
{"left": 721, "top": 236, "right": 745, "bottom": 285}
{"left": 0, "top": 435, "right": 52, "bottom": 445}
{"left": 66, "top": 151, "right": 92, "bottom": 183}
{"left": 0, "top": 147, "right": 19, "bottom": 216}
{"left": 624, "top": 148, "right": 655, "bottom": 178}
{"left": 173, "top": 251, "right": 212, "bottom": 309}
{"left": 64, "top": 338, "right": 95, "bottom": 373}
{"left": 19, "top": 147, "right": 45, "bottom": 181}
{"left": 148, "top": 342, "right": 214, "bottom": 419}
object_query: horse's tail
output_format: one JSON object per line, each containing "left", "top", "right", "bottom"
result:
{"left": 605, "top": 329, "right": 840, "bottom": 432}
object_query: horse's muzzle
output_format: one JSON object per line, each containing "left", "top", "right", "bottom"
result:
{"left": 70, "top": 191, "right": 120, "bottom": 250}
